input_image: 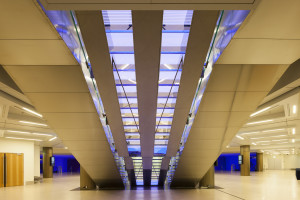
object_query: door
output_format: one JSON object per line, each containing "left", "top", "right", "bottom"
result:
{"left": 0, "top": 153, "right": 4, "bottom": 187}
{"left": 6, "top": 153, "right": 24, "bottom": 186}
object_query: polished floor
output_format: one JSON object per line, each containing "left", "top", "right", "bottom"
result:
{"left": 0, "top": 170, "right": 299, "bottom": 200}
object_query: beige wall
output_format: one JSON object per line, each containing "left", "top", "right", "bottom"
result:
{"left": 0, "top": 138, "right": 34, "bottom": 184}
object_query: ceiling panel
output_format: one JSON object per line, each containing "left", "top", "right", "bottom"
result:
{"left": 4, "top": 66, "right": 88, "bottom": 93}
{"left": 0, "top": 40, "right": 77, "bottom": 66}
{"left": 191, "top": 111, "right": 230, "bottom": 128}
{"left": 231, "top": 92, "right": 268, "bottom": 111}
{"left": 55, "top": 128, "right": 107, "bottom": 141}
{"left": 25, "top": 93, "right": 95, "bottom": 113}
{"left": 199, "top": 92, "right": 235, "bottom": 112}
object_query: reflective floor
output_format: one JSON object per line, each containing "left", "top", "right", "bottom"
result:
{"left": 0, "top": 170, "right": 299, "bottom": 200}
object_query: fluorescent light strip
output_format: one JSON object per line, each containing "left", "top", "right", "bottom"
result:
{"left": 292, "top": 139, "right": 295, "bottom": 143}
{"left": 250, "top": 137, "right": 265, "bottom": 140}
{"left": 246, "top": 119, "right": 273, "bottom": 125}
{"left": 6, "top": 130, "right": 30, "bottom": 134}
{"left": 292, "top": 128, "right": 296, "bottom": 135}
{"left": 236, "top": 135, "right": 244, "bottom": 140}
{"left": 49, "top": 137, "right": 57, "bottom": 141}
{"left": 22, "top": 107, "right": 43, "bottom": 118}
{"left": 292, "top": 105, "right": 297, "bottom": 114}
{"left": 32, "top": 133, "right": 53, "bottom": 137}
{"left": 19, "top": 121, "right": 47, "bottom": 126}
{"left": 250, "top": 106, "right": 271, "bottom": 117}
{"left": 270, "top": 135, "right": 287, "bottom": 138}
{"left": 252, "top": 143, "right": 257, "bottom": 145}
{"left": 262, "top": 128, "right": 285, "bottom": 133}
{"left": 5, "top": 137, "right": 42, "bottom": 142}
{"left": 256, "top": 140, "right": 271, "bottom": 143}
{"left": 241, "top": 131, "right": 260, "bottom": 135}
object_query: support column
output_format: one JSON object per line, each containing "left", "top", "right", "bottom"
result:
{"left": 80, "top": 166, "right": 96, "bottom": 190}
{"left": 199, "top": 164, "right": 215, "bottom": 188}
{"left": 42, "top": 147, "right": 53, "bottom": 178}
{"left": 256, "top": 153, "right": 263, "bottom": 172}
{"left": 240, "top": 145, "right": 250, "bottom": 176}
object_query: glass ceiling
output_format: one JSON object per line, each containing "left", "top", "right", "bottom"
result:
{"left": 151, "top": 10, "right": 193, "bottom": 186}
{"left": 102, "top": 10, "right": 143, "bottom": 186}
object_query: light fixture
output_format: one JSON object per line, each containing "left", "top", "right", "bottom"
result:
{"left": 226, "top": 145, "right": 230, "bottom": 148}
{"left": 6, "top": 130, "right": 30, "bottom": 134}
{"left": 273, "top": 156, "right": 276, "bottom": 158}
{"left": 236, "top": 135, "right": 244, "bottom": 140}
{"left": 292, "top": 105, "right": 297, "bottom": 114}
{"left": 272, "top": 139, "right": 288, "bottom": 142}
{"left": 163, "top": 64, "right": 173, "bottom": 69}
{"left": 128, "top": 79, "right": 137, "bottom": 84}
{"left": 250, "top": 137, "right": 265, "bottom": 140}
{"left": 292, "top": 139, "right": 295, "bottom": 143}
{"left": 22, "top": 107, "right": 43, "bottom": 118}
{"left": 49, "top": 137, "right": 57, "bottom": 141}
{"left": 120, "top": 64, "right": 130, "bottom": 70}
{"left": 292, "top": 128, "right": 296, "bottom": 135}
{"left": 246, "top": 119, "right": 273, "bottom": 125}
{"left": 19, "top": 121, "right": 47, "bottom": 126}
{"left": 270, "top": 135, "right": 287, "bottom": 138}
{"left": 158, "top": 79, "right": 165, "bottom": 83}
{"left": 262, "top": 128, "right": 285, "bottom": 133}
{"left": 32, "top": 133, "right": 53, "bottom": 137}
{"left": 250, "top": 106, "right": 271, "bottom": 117}
{"left": 252, "top": 142, "right": 257, "bottom": 145}
{"left": 5, "top": 137, "right": 42, "bottom": 142}
{"left": 256, "top": 140, "right": 271, "bottom": 143}
{"left": 241, "top": 131, "right": 260, "bottom": 135}
{"left": 64, "top": 147, "right": 68, "bottom": 149}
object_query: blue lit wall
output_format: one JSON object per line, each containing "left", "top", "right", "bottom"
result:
{"left": 215, "top": 153, "right": 257, "bottom": 172}
{"left": 40, "top": 155, "right": 80, "bottom": 173}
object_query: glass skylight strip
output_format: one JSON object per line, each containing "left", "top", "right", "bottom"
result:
{"left": 103, "top": 10, "right": 143, "bottom": 184}
{"left": 151, "top": 10, "right": 194, "bottom": 185}
{"left": 165, "top": 10, "right": 250, "bottom": 187}
{"left": 38, "top": 4, "right": 130, "bottom": 187}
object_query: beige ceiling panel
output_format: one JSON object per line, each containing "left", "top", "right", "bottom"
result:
{"left": 199, "top": 92, "right": 235, "bottom": 111}
{"left": 71, "top": 151, "right": 115, "bottom": 161}
{"left": 187, "top": 128, "right": 226, "bottom": 140}
{"left": 183, "top": 139, "right": 222, "bottom": 151}
{"left": 223, "top": 127, "right": 241, "bottom": 140}
{"left": 217, "top": 39, "right": 300, "bottom": 64}
{"left": 0, "top": 0, "right": 59, "bottom": 39}
{"left": 55, "top": 128, "right": 107, "bottom": 141}
{"left": 192, "top": 111, "right": 230, "bottom": 128}
{"left": 205, "top": 65, "right": 241, "bottom": 92}
{"left": 231, "top": 91, "right": 268, "bottom": 111}
{"left": 43, "top": 113, "right": 100, "bottom": 129}
{"left": 227, "top": 111, "right": 252, "bottom": 127}
{"left": 237, "top": 65, "right": 289, "bottom": 92}
{"left": 4, "top": 65, "right": 87, "bottom": 93}
{"left": 235, "top": 0, "right": 300, "bottom": 40}
{"left": 0, "top": 40, "right": 77, "bottom": 66}
{"left": 25, "top": 93, "right": 95, "bottom": 113}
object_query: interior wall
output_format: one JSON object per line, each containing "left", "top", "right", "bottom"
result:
{"left": 0, "top": 138, "right": 34, "bottom": 184}
{"left": 34, "top": 145, "right": 41, "bottom": 177}
{"left": 264, "top": 154, "right": 300, "bottom": 170}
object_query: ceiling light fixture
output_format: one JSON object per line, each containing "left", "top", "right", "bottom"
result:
{"left": 250, "top": 137, "right": 265, "bottom": 140}
{"left": 32, "top": 133, "right": 53, "bottom": 137}
{"left": 250, "top": 106, "right": 271, "bottom": 117}
{"left": 22, "top": 107, "right": 43, "bottom": 118}
{"left": 236, "top": 135, "right": 244, "bottom": 140}
{"left": 120, "top": 64, "right": 130, "bottom": 70}
{"left": 49, "top": 137, "right": 57, "bottom": 141}
{"left": 128, "top": 79, "right": 137, "bottom": 84}
{"left": 246, "top": 119, "right": 273, "bottom": 125}
{"left": 292, "top": 139, "right": 295, "bottom": 143}
{"left": 262, "top": 128, "right": 285, "bottom": 133}
{"left": 292, "top": 105, "right": 297, "bottom": 114}
{"left": 5, "top": 137, "right": 42, "bottom": 142}
{"left": 252, "top": 142, "right": 257, "bottom": 145}
{"left": 292, "top": 128, "right": 296, "bottom": 135}
{"left": 6, "top": 130, "right": 30, "bottom": 134}
{"left": 19, "top": 121, "right": 47, "bottom": 126}
{"left": 241, "top": 131, "right": 260, "bottom": 135}
{"left": 270, "top": 135, "right": 287, "bottom": 138}
{"left": 163, "top": 64, "right": 173, "bottom": 69}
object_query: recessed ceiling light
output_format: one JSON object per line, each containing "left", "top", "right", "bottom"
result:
{"left": 252, "top": 143, "right": 257, "bottom": 145}
{"left": 22, "top": 107, "right": 43, "bottom": 118}
{"left": 292, "top": 139, "right": 295, "bottom": 143}
{"left": 5, "top": 137, "right": 42, "bottom": 142}
{"left": 246, "top": 119, "right": 273, "bottom": 125}
{"left": 250, "top": 107, "right": 271, "bottom": 117}
{"left": 262, "top": 128, "right": 285, "bottom": 133}
{"left": 32, "top": 133, "right": 53, "bottom": 137}
{"left": 49, "top": 137, "right": 57, "bottom": 141}
{"left": 292, "top": 128, "right": 296, "bottom": 135}
{"left": 6, "top": 130, "right": 30, "bottom": 134}
{"left": 241, "top": 131, "right": 260, "bottom": 135}
{"left": 292, "top": 105, "right": 297, "bottom": 114}
{"left": 236, "top": 135, "right": 244, "bottom": 140}
{"left": 19, "top": 121, "right": 47, "bottom": 126}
